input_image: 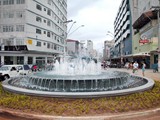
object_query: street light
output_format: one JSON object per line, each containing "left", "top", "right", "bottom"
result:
{"left": 106, "top": 33, "right": 114, "bottom": 38}
{"left": 61, "top": 20, "right": 73, "bottom": 56}
{"left": 107, "top": 31, "right": 114, "bottom": 37}
{"left": 68, "top": 25, "right": 85, "bottom": 37}
{"left": 63, "top": 20, "right": 73, "bottom": 23}
{"left": 67, "top": 21, "right": 76, "bottom": 34}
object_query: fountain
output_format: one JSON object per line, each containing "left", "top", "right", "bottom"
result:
{"left": 2, "top": 56, "right": 154, "bottom": 98}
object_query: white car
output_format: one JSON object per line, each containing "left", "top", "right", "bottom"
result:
{"left": 16, "top": 65, "right": 31, "bottom": 75}
{"left": 0, "top": 65, "right": 20, "bottom": 80}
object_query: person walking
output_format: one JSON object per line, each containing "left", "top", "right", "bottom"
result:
{"left": 132, "top": 61, "right": 139, "bottom": 73}
{"left": 142, "top": 62, "right": 146, "bottom": 76}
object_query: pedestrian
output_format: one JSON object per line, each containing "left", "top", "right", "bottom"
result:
{"left": 142, "top": 61, "right": 146, "bottom": 76}
{"left": 32, "top": 65, "right": 37, "bottom": 72}
{"left": 103, "top": 61, "right": 106, "bottom": 69}
{"left": 129, "top": 62, "right": 133, "bottom": 69}
{"left": 132, "top": 61, "right": 139, "bottom": 73}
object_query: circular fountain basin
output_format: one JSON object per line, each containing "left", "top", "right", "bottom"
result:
{"left": 2, "top": 70, "right": 154, "bottom": 98}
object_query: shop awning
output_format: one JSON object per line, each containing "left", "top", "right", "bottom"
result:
{"left": 133, "top": 10, "right": 157, "bottom": 29}
{"left": 123, "top": 52, "right": 150, "bottom": 58}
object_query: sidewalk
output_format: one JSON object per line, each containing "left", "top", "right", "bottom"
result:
{"left": 110, "top": 68, "right": 160, "bottom": 81}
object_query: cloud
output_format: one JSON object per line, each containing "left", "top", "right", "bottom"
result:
{"left": 67, "top": 0, "right": 98, "bottom": 17}
{"left": 67, "top": 0, "right": 122, "bottom": 52}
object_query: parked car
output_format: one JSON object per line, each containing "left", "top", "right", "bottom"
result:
{"left": 0, "top": 65, "right": 20, "bottom": 81}
{"left": 16, "top": 65, "right": 31, "bottom": 75}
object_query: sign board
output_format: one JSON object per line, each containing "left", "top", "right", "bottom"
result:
{"left": 139, "top": 39, "right": 149, "bottom": 43}
{"left": 27, "top": 39, "right": 32, "bottom": 45}
{"left": 139, "top": 34, "right": 150, "bottom": 44}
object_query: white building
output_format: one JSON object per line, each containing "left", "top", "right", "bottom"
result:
{"left": 66, "top": 39, "right": 79, "bottom": 56}
{"left": 103, "top": 40, "right": 114, "bottom": 61}
{"left": 114, "top": 0, "right": 132, "bottom": 63}
{"left": 87, "top": 40, "right": 93, "bottom": 57}
{"left": 0, "top": 0, "right": 67, "bottom": 67}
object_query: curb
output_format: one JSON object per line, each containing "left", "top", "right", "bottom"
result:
{"left": 0, "top": 108, "right": 160, "bottom": 120}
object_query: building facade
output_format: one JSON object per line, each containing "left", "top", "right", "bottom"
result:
{"left": 103, "top": 40, "right": 114, "bottom": 61}
{"left": 87, "top": 40, "right": 94, "bottom": 57}
{"left": 113, "top": 0, "right": 132, "bottom": 65}
{"left": 0, "top": 0, "right": 67, "bottom": 67}
{"left": 66, "top": 39, "right": 79, "bottom": 56}
{"left": 132, "top": 0, "right": 160, "bottom": 68}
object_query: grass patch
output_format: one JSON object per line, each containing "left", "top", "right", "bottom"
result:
{"left": 0, "top": 81, "right": 160, "bottom": 116}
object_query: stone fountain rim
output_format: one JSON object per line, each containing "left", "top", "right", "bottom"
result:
{"left": 2, "top": 75, "right": 155, "bottom": 98}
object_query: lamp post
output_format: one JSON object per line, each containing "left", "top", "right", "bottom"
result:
{"left": 67, "top": 21, "right": 76, "bottom": 35}
{"left": 68, "top": 25, "right": 85, "bottom": 37}
{"left": 107, "top": 31, "right": 114, "bottom": 37}
{"left": 63, "top": 20, "right": 73, "bottom": 23}
{"left": 62, "top": 20, "right": 74, "bottom": 56}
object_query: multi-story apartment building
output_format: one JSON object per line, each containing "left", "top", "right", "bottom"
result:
{"left": 87, "top": 40, "right": 93, "bottom": 57}
{"left": 132, "top": 0, "right": 160, "bottom": 68}
{"left": 0, "top": 0, "right": 67, "bottom": 67}
{"left": 66, "top": 39, "right": 79, "bottom": 56}
{"left": 113, "top": 0, "right": 132, "bottom": 64}
{"left": 103, "top": 40, "right": 114, "bottom": 61}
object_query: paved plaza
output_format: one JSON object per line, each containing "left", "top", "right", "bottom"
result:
{"left": 110, "top": 68, "right": 160, "bottom": 82}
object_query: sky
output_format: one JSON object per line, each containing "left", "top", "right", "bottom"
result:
{"left": 67, "top": 0, "right": 122, "bottom": 53}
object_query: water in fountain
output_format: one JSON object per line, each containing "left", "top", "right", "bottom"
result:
{"left": 47, "top": 57, "right": 101, "bottom": 76}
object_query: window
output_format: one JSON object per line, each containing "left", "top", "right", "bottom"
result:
{"left": 36, "top": 41, "right": 41, "bottom": 46}
{"left": 3, "top": 0, "right": 14, "bottom": 5}
{"left": 8, "top": 12, "right": 14, "bottom": 18}
{"left": 51, "top": 43, "right": 54, "bottom": 49}
{"left": 47, "top": 9, "right": 51, "bottom": 16}
{"left": 28, "top": 57, "right": 33, "bottom": 64}
{"left": 47, "top": 43, "right": 50, "bottom": 48}
{"left": 47, "top": 31, "right": 50, "bottom": 37}
{"left": 36, "top": 29, "right": 41, "bottom": 34}
{"left": 9, "top": 0, "right": 14, "bottom": 4}
{"left": 44, "top": 31, "right": 46, "bottom": 34}
{"left": 3, "top": 25, "right": 14, "bottom": 32}
{"left": 47, "top": 20, "right": 51, "bottom": 26}
{"left": 54, "top": 44, "right": 57, "bottom": 50}
{"left": 16, "top": 38, "right": 23, "bottom": 45}
{"left": 36, "top": 16, "right": 41, "bottom": 22}
{"left": 36, "top": 4, "right": 42, "bottom": 11}
{"left": 16, "top": 0, "right": 25, "bottom": 4}
{"left": 3, "top": 11, "right": 14, "bottom": 18}
{"left": 44, "top": 19, "right": 46, "bottom": 23}
{"left": 16, "top": 25, "right": 24, "bottom": 32}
